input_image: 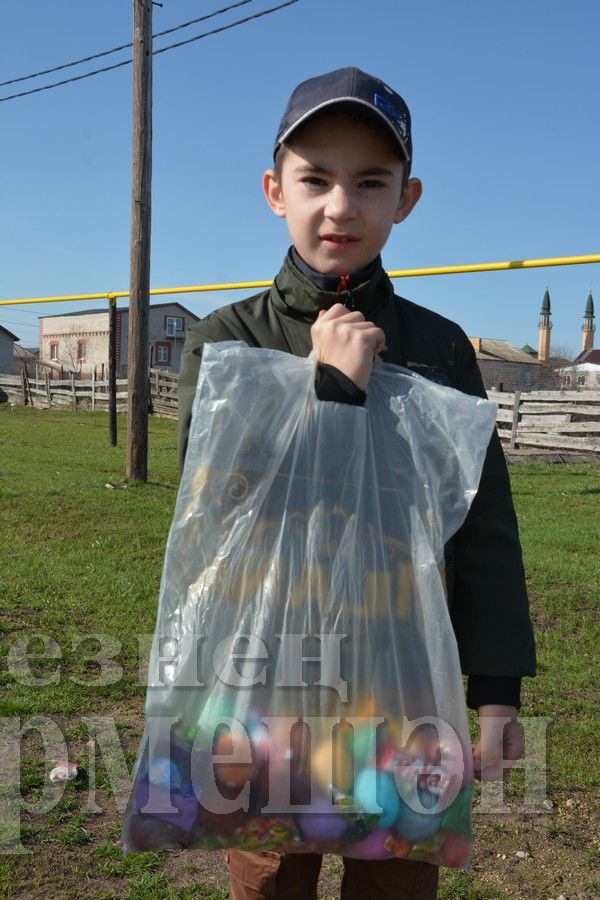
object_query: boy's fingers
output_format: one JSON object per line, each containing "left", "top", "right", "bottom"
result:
{"left": 318, "top": 302, "right": 347, "bottom": 320}
{"left": 318, "top": 303, "right": 365, "bottom": 322}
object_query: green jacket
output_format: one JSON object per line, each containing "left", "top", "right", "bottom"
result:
{"left": 177, "top": 251, "right": 536, "bottom": 692}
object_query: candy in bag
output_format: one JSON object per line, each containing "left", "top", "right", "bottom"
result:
{"left": 123, "top": 342, "right": 497, "bottom": 867}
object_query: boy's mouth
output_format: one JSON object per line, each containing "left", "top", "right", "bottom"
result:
{"left": 320, "top": 233, "right": 359, "bottom": 244}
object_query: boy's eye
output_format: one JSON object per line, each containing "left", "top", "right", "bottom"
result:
{"left": 360, "top": 179, "right": 385, "bottom": 189}
{"left": 301, "top": 176, "right": 327, "bottom": 187}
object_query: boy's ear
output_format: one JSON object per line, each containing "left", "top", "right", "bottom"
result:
{"left": 394, "top": 177, "right": 423, "bottom": 224}
{"left": 262, "top": 169, "right": 286, "bottom": 219}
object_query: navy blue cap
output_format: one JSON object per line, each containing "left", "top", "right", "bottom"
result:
{"left": 274, "top": 67, "right": 412, "bottom": 173}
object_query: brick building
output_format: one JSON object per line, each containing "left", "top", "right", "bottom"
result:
{"left": 469, "top": 337, "right": 558, "bottom": 391}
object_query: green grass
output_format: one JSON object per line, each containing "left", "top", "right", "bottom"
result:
{"left": 0, "top": 406, "right": 178, "bottom": 719}
{"left": 1, "top": 404, "right": 599, "bottom": 898}
{"left": 509, "top": 463, "right": 600, "bottom": 789}
{"left": 438, "top": 869, "right": 509, "bottom": 898}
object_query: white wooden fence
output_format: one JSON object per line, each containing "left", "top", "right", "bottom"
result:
{"left": 0, "top": 368, "right": 178, "bottom": 418}
{"left": 489, "top": 389, "right": 600, "bottom": 453}
{"left": 1, "top": 370, "right": 599, "bottom": 452}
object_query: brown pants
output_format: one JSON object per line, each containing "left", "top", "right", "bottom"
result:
{"left": 226, "top": 849, "right": 439, "bottom": 899}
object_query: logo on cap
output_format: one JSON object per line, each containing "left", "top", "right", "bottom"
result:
{"left": 373, "top": 93, "right": 408, "bottom": 140}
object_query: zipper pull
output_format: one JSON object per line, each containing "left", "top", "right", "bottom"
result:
{"left": 336, "top": 273, "right": 355, "bottom": 310}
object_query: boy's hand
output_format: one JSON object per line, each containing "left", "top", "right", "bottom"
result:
{"left": 311, "top": 304, "right": 386, "bottom": 392}
{"left": 472, "top": 705, "right": 524, "bottom": 781}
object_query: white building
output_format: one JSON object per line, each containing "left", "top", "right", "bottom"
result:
{"left": 38, "top": 302, "right": 200, "bottom": 377}
{"left": 558, "top": 349, "right": 600, "bottom": 390}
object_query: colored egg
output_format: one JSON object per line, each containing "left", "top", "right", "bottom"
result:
{"left": 406, "top": 725, "right": 441, "bottom": 765}
{"left": 354, "top": 699, "right": 379, "bottom": 718}
{"left": 347, "top": 724, "right": 378, "bottom": 770}
{"left": 264, "top": 717, "right": 307, "bottom": 765}
{"left": 196, "top": 801, "right": 250, "bottom": 834}
{"left": 125, "top": 813, "right": 188, "bottom": 851}
{"left": 312, "top": 737, "right": 354, "bottom": 794}
{"left": 438, "top": 734, "right": 471, "bottom": 787}
{"left": 438, "top": 830, "right": 472, "bottom": 868}
{"left": 245, "top": 719, "right": 272, "bottom": 772}
{"left": 180, "top": 724, "right": 198, "bottom": 743}
{"left": 148, "top": 757, "right": 181, "bottom": 791}
{"left": 255, "top": 754, "right": 310, "bottom": 808}
{"left": 354, "top": 769, "right": 401, "bottom": 828}
{"left": 213, "top": 731, "right": 260, "bottom": 791}
{"left": 151, "top": 790, "right": 200, "bottom": 832}
{"left": 383, "top": 834, "right": 412, "bottom": 857}
{"left": 378, "top": 740, "right": 413, "bottom": 772}
{"left": 196, "top": 695, "right": 236, "bottom": 737}
{"left": 297, "top": 798, "right": 347, "bottom": 842}
{"left": 394, "top": 788, "right": 442, "bottom": 843}
{"left": 343, "top": 827, "right": 393, "bottom": 859}
{"left": 376, "top": 739, "right": 398, "bottom": 771}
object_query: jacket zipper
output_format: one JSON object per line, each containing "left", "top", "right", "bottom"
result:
{"left": 336, "top": 273, "right": 355, "bottom": 310}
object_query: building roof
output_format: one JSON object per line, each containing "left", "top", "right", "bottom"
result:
{"left": 572, "top": 348, "right": 600, "bottom": 366}
{"left": 39, "top": 301, "right": 200, "bottom": 320}
{"left": 14, "top": 345, "right": 38, "bottom": 358}
{"left": 0, "top": 324, "right": 19, "bottom": 342}
{"left": 546, "top": 356, "right": 574, "bottom": 368}
{"left": 557, "top": 362, "right": 600, "bottom": 373}
{"left": 540, "top": 289, "right": 551, "bottom": 314}
{"left": 470, "top": 338, "right": 543, "bottom": 365}
{"left": 520, "top": 343, "right": 537, "bottom": 356}
{"left": 584, "top": 291, "right": 595, "bottom": 319}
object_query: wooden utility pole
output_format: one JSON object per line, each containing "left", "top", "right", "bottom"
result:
{"left": 108, "top": 297, "right": 117, "bottom": 446}
{"left": 126, "top": 0, "right": 153, "bottom": 481}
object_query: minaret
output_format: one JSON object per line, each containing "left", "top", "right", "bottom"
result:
{"left": 538, "top": 289, "right": 552, "bottom": 362}
{"left": 582, "top": 292, "right": 595, "bottom": 353}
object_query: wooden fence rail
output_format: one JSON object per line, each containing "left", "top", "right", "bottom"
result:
{"left": 488, "top": 389, "right": 600, "bottom": 453}
{"left": 0, "top": 368, "right": 178, "bottom": 418}
{"left": 1, "top": 370, "right": 599, "bottom": 452}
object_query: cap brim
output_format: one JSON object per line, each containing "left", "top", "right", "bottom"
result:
{"left": 275, "top": 97, "right": 410, "bottom": 162}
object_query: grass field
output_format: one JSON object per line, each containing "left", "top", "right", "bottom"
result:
{"left": 1, "top": 405, "right": 599, "bottom": 899}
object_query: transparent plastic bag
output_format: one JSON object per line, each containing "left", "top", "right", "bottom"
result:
{"left": 123, "top": 342, "right": 497, "bottom": 867}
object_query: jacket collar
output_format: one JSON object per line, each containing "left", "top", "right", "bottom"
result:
{"left": 270, "top": 247, "right": 395, "bottom": 322}
{"left": 290, "top": 247, "right": 379, "bottom": 293}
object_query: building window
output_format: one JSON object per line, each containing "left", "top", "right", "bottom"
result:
{"left": 50, "top": 342, "right": 59, "bottom": 361}
{"left": 562, "top": 375, "right": 571, "bottom": 386}
{"left": 77, "top": 340, "right": 87, "bottom": 361}
{"left": 165, "top": 315, "right": 183, "bottom": 337}
{"left": 154, "top": 341, "right": 171, "bottom": 365}
{"left": 577, "top": 374, "right": 585, "bottom": 386}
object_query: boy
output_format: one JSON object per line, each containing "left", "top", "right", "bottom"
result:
{"left": 177, "top": 68, "right": 535, "bottom": 899}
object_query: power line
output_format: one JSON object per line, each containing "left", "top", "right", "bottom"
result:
{"left": 0, "top": 312, "right": 39, "bottom": 331}
{"left": 1, "top": 318, "right": 37, "bottom": 329}
{"left": 0, "top": 305, "right": 43, "bottom": 318}
{"left": 0, "top": 0, "right": 254, "bottom": 88}
{"left": 0, "top": 0, "right": 299, "bottom": 103}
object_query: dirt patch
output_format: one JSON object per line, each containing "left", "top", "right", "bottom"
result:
{"left": 468, "top": 791, "right": 599, "bottom": 899}
{"left": 504, "top": 448, "right": 599, "bottom": 464}
{"left": 7, "top": 775, "right": 599, "bottom": 898}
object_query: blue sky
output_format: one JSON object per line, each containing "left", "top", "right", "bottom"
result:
{"left": 1, "top": 0, "right": 598, "bottom": 356}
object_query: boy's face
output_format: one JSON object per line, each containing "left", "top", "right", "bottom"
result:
{"left": 263, "top": 114, "right": 422, "bottom": 276}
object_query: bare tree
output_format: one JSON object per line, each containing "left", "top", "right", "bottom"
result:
{"left": 547, "top": 342, "right": 577, "bottom": 369}
{"left": 60, "top": 331, "right": 83, "bottom": 375}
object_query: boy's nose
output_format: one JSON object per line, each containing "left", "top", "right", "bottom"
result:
{"left": 324, "top": 185, "right": 355, "bottom": 221}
